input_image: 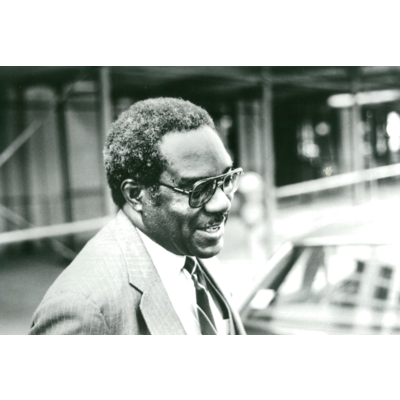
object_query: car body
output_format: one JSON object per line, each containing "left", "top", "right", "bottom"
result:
{"left": 238, "top": 202, "right": 400, "bottom": 335}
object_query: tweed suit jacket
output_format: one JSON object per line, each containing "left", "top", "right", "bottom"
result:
{"left": 29, "top": 210, "right": 246, "bottom": 335}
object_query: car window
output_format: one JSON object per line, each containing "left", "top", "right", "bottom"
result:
{"left": 245, "top": 244, "right": 400, "bottom": 334}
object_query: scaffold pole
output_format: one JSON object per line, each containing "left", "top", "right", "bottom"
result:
{"left": 350, "top": 66, "right": 365, "bottom": 205}
{"left": 99, "top": 67, "right": 116, "bottom": 217}
{"left": 261, "top": 67, "right": 277, "bottom": 257}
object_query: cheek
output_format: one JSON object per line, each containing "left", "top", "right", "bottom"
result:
{"left": 145, "top": 192, "right": 199, "bottom": 238}
{"left": 169, "top": 205, "right": 196, "bottom": 230}
{"left": 167, "top": 201, "right": 200, "bottom": 237}
{"left": 155, "top": 199, "right": 192, "bottom": 232}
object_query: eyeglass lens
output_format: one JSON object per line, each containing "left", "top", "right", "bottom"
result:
{"left": 190, "top": 170, "right": 241, "bottom": 208}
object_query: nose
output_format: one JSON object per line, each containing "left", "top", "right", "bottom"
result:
{"left": 203, "top": 186, "right": 231, "bottom": 214}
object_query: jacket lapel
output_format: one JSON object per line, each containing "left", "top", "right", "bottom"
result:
{"left": 113, "top": 211, "right": 186, "bottom": 335}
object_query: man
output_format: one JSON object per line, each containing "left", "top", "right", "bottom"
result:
{"left": 30, "top": 97, "right": 246, "bottom": 335}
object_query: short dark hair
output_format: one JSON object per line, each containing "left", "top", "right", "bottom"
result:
{"left": 103, "top": 97, "right": 216, "bottom": 208}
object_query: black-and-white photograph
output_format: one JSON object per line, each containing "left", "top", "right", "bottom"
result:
{"left": 2, "top": 66, "right": 400, "bottom": 336}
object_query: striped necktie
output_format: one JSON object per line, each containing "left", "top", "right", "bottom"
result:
{"left": 184, "top": 257, "right": 217, "bottom": 335}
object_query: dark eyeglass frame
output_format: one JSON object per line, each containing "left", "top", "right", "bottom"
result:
{"left": 159, "top": 167, "right": 243, "bottom": 208}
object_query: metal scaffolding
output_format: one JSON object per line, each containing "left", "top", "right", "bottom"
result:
{"left": 0, "top": 67, "right": 115, "bottom": 258}
{"left": 2, "top": 66, "right": 400, "bottom": 257}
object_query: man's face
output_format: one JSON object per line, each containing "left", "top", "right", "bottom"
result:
{"left": 141, "top": 125, "right": 234, "bottom": 258}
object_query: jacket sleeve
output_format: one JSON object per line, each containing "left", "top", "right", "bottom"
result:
{"left": 29, "top": 291, "right": 110, "bottom": 335}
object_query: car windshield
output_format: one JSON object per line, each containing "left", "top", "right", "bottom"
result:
{"left": 246, "top": 244, "right": 400, "bottom": 334}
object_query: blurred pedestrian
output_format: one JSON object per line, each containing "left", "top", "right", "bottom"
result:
{"left": 29, "top": 97, "right": 245, "bottom": 335}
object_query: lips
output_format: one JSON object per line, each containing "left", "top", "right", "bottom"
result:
{"left": 204, "top": 224, "right": 221, "bottom": 233}
{"left": 198, "top": 214, "right": 227, "bottom": 234}
{"left": 197, "top": 224, "right": 224, "bottom": 241}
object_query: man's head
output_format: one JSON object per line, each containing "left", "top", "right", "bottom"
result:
{"left": 104, "top": 97, "right": 241, "bottom": 258}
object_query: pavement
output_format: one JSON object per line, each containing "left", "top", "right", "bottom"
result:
{"left": 1, "top": 180, "right": 400, "bottom": 334}
{"left": 0, "top": 251, "right": 67, "bottom": 335}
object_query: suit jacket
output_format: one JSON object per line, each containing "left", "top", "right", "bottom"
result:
{"left": 29, "top": 210, "right": 246, "bottom": 335}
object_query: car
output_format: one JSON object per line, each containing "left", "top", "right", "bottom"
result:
{"left": 238, "top": 201, "right": 400, "bottom": 335}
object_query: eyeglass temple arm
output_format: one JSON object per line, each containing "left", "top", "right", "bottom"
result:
{"left": 159, "top": 182, "right": 191, "bottom": 195}
{"left": 173, "top": 187, "right": 190, "bottom": 194}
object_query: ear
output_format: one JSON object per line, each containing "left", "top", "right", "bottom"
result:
{"left": 121, "top": 179, "right": 145, "bottom": 212}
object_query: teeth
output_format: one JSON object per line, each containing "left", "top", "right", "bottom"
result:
{"left": 205, "top": 226, "right": 219, "bottom": 232}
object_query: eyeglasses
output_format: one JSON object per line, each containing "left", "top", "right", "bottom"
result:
{"left": 159, "top": 167, "right": 243, "bottom": 208}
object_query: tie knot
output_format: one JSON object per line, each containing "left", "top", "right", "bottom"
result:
{"left": 183, "top": 257, "right": 197, "bottom": 275}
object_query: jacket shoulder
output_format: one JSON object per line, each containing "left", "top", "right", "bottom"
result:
{"left": 30, "top": 215, "right": 146, "bottom": 334}
{"left": 45, "top": 218, "right": 128, "bottom": 297}
{"left": 29, "top": 291, "right": 111, "bottom": 335}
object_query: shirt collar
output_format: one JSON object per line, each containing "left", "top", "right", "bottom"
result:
{"left": 136, "top": 228, "right": 186, "bottom": 278}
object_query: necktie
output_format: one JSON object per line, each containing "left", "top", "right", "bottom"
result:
{"left": 184, "top": 257, "right": 217, "bottom": 335}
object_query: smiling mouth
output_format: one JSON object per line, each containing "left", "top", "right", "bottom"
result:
{"left": 199, "top": 213, "right": 227, "bottom": 234}
{"left": 204, "top": 225, "right": 220, "bottom": 233}
{"left": 202, "top": 218, "right": 225, "bottom": 233}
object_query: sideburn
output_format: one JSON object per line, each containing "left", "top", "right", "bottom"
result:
{"left": 147, "top": 185, "right": 162, "bottom": 207}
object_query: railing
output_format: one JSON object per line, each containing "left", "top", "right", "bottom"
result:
{"left": 276, "top": 162, "right": 400, "bottom": 199}
{"left": 0, "top": 215, "right": 111, "bottom": 245}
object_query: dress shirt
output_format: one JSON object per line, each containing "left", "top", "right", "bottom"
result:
{"left": 136, "top": 228, "right": 229, "bottom": 335}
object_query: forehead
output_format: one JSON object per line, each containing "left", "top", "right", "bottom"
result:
{"left": 159, "top": 126, "right": 232, "bottom": 182}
